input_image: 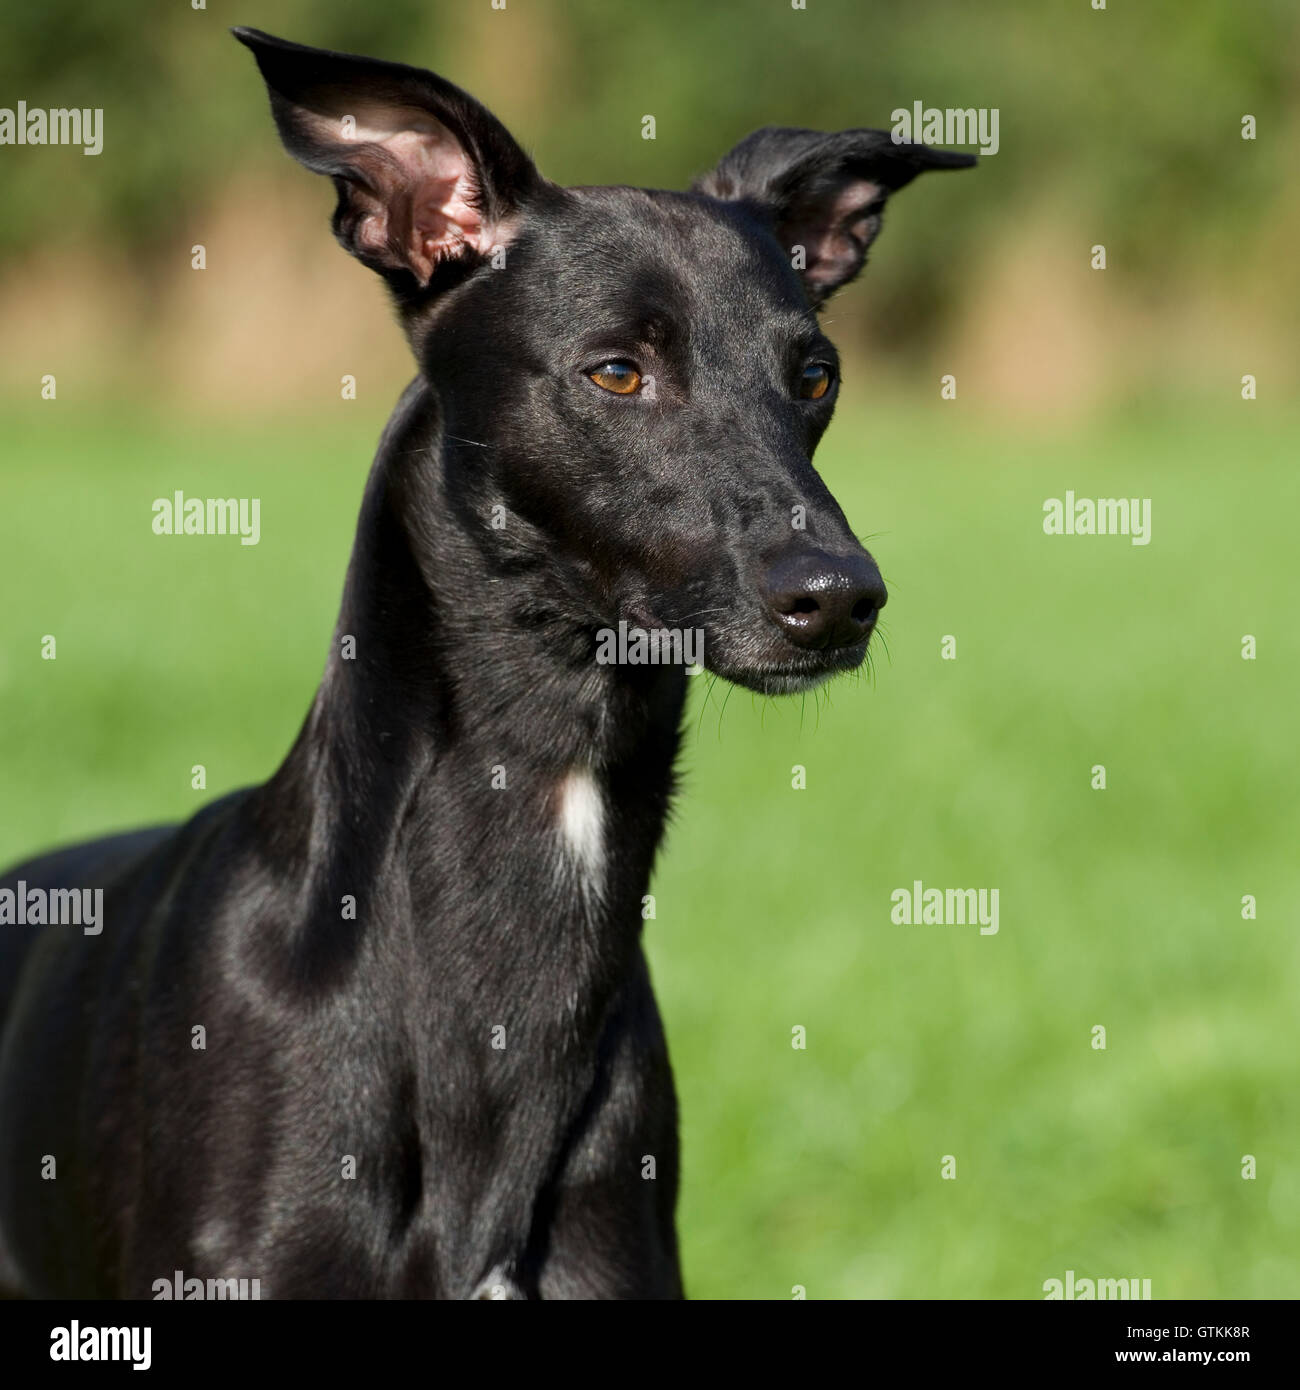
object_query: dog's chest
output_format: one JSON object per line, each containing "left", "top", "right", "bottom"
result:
{"left": 554, "top": 765, "right": 606, "bottom": 903}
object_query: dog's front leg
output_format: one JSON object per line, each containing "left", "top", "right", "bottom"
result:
{"left": 526, "top": 952, "right": 684, "bottom": 1300}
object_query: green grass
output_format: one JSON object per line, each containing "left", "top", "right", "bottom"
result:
{"left": 2, "top": 394, "right": 1297, "bottom": 1299}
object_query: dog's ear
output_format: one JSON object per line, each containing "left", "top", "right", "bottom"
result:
{"left": 695, "top": 127, "right": 975, "bottom": 307}
{"left": 234, "top": 28, "right": 543, "bottom": 302}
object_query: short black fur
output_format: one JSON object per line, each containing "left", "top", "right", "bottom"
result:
{"left": 0, "top": 29, "right": 973, "bottom": 1299}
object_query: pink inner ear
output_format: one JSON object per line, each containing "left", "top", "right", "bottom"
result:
{"left": 321, "top": 102, "right": 503, "bottom": 283}
{"left": 787, "top": 179, "right": 883, "bottom": 289}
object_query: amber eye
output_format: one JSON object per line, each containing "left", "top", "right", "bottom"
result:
{"left": 588, "top": 361, "right": 642, "bottom": 395}
{"left": 799, "top": 363, "right": 833, "bottom": 400}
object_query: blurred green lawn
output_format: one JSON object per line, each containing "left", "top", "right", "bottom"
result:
{"left": 2, "top": 394, "right": 1296, "bottom": 1299}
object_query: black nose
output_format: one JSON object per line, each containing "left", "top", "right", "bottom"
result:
{"left": 761, "top": 548, "right": 887, "bottom": 650}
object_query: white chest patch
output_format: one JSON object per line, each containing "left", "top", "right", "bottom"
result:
{"left": 557, "top": 766, "right": 605, "bottom": 900}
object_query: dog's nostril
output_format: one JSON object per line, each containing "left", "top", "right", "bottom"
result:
{"left": 787, "top": 596, "right": 819, "bottom": 616}
{"left": 850, "top": 598, "right": 877, "bottom": 626}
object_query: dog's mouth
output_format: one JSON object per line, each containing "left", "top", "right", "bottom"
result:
{"left": 610, "top": 598, "right": 874, "bottom": 695}
{"left": 706, "top": 639, "right": 870, "bottom": 696}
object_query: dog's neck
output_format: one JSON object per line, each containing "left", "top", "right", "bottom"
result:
{"left": 257, "top": 379, "right": 686, "bottom": 1023}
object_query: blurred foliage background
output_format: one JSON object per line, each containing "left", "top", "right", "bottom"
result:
{"left": 1, "top": 0, "right": 1297, "bottom": 1300}
{"left": 1, "top": 0, "right": 1298, "bottom": 408}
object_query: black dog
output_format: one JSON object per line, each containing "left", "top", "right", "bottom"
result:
{"left": 0, "top": 29, "right": 973, "bottom": 1299}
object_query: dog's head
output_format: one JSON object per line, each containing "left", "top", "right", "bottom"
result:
{"left": 237, "top": 28, "right": 974, "bottom": 695}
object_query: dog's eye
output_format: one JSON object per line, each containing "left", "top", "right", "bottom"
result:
{"left": 799, "top": 364, "right": 833, "bottom": 401}
{"left": 588, "top": 362, "right": 642, "bottom": 395}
